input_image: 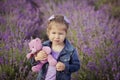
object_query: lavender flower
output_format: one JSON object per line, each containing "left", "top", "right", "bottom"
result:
{"left": 0, "top": 0, "right": 119, "bottom": 80}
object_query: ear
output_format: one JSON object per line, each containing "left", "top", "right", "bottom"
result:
{"left": 30, "top": 36, "right": 33, "bottom": 40}
{"left": 35, "top": 38, "right": 41, "bottom": 42}
{"left": 28, "top": 42, "right": 32, "bottom": 50}
{"left": 46, "top": 29, "right": 49, "bottom": 37}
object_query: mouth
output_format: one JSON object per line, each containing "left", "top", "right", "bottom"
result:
{"left": 54, "top": 40, "right": 59, "bottom": 42}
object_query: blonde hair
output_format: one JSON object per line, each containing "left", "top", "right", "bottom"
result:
{"left": 47, "top": 15, "right": 69, "bottom": 34}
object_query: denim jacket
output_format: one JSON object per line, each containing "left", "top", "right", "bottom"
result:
{"left": 30, "top": 39, "right": 80, "bottom": 80}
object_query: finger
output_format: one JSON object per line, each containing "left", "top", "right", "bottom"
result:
{"left": 43, "top": 53, "right": 47, "bottom": 57}
{"left": 39, "top": 52, "right": 47, "bottom": 56}
{"left": 57, "top": 64, "right": 62, "bottom": 68}
{"left": 38, "top": 51, "right": 43, "bottom": 54}
{"left": 34, "top": 56, "right": 37, "bottom": 60}
{"left": 41, "top": 51, "right": 46, "bottom": 54}
{"left": 56, "top": 67, "right": 63, "bottom": 71}
{"left": 57, "top": 62, "right": 62, "bottom": 65}
{"left": 56, "top": 63, "right": 59, "bottom": 68}
{"left": 43, "top": 57, "right": 47, "bottom": 59}
{"left": 56, "top": 64, "right": 61, "bottom": 69}
{"left": 42, "top": 54, "right": 47, "bottom": 58}
{"left": 56, "top": 67, "right": 61, "bottom": 71}
{"left": 43, "top": 55, "right": 48, "bottom": 59}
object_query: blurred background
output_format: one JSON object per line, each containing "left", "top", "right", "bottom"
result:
{"left": 0, "top": 0, "right": 120, "bottom": 80}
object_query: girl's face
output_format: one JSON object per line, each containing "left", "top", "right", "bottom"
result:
{"left": 48, "top": 23, "right": 67, "bottom": 45}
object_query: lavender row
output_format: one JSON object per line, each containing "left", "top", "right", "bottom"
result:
{"left": 0, "top": 0, "right": 120, "bottom": 80}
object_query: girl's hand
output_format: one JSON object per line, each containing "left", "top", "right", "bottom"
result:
{"left": 56, "top": 62, "right": 65, "bottom": 71}
{"left": 35, "top": 50, "right": 48, "bottom": 61}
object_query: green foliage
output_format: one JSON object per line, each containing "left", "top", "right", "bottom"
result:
{"left": 111, "top": 6, "right": 120, "bottom": 18}
{"left": 94, "top": 0, "right": 107, "bottom": 10}
{"left": 0, "top": 41, "right": 33, "bottom": 80}
{"left": 94, "top": 0, "right": 120, "bottom": 19}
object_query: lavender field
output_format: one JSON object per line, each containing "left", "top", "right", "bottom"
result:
{"left": 0, "top": 0, "right": 120, "bottom": 80}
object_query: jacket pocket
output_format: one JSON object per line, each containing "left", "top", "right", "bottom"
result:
{"left": 59, "top": 54, "right": 70, "bottom": 62}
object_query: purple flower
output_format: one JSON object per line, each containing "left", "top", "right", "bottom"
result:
{"left": 0, "top": 57, "right": 4, "bottom": 64}
{"left": 0, "top": 0, "right": 120, "bottom": 79}
{"left": 82, "top": 45, "right": 94, "bottom": 56}
{"left": 115, "top": 72, "right": 120, "bottom": 80}
{"left": 87, "top": 62, "right": 98, "bottom": 72}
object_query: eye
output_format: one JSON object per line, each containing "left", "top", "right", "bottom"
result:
{"left": 59, "top": 33, "right": 63, "bottom": 35}
{"left": 52, "top": 32, "right": 56, "bottom": 34}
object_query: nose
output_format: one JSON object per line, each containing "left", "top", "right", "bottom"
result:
{"left": 55, "top": 34, "right": 59, "bottom": 39}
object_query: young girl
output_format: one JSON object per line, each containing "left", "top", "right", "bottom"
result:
{"left": 31, "top": 15, "right": 80, "bottom": 80}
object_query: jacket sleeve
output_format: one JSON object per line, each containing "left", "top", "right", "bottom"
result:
{"left": 65, "top": 49, "right": 80, "bottom": 73}
{"left": 30, "top": 57, "right": 40, "bottom": 67}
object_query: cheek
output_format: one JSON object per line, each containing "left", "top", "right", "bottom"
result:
{"left": 61, "top": 34, "right": 66, "bottom": 39}
{"left": 60, "top": 36, "right": 65, "bottom": 41}
{"left": 48, "top": 34, "right": 52, "bottom": 38}
{"left": 48, "top": 35, "right": 53, "bottom": 41}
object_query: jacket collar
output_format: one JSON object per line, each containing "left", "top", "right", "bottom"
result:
{"left": 43, "top": 39, "right": 74, "bottom": 52}
{"left": 64, "top": 39, "right": 74, "bottom": 52}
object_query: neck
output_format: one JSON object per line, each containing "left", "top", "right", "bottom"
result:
{"left": 52, "top": 43, "right": 65, "bottom": 52}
